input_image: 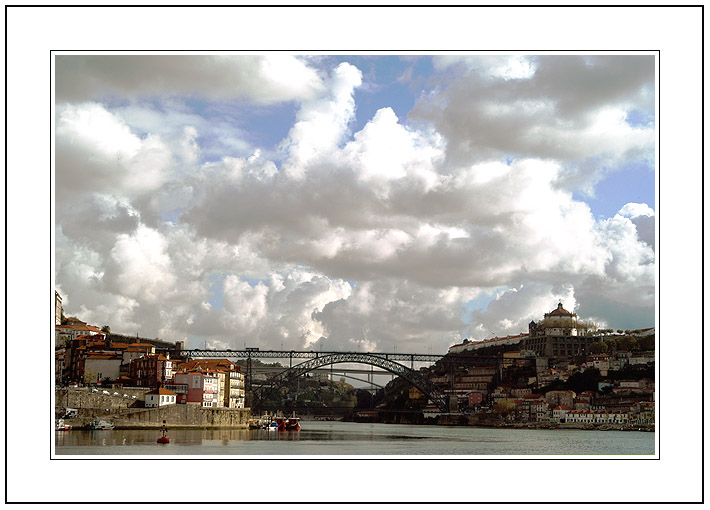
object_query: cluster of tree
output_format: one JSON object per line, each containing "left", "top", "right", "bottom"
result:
{"left": 587, "top": 334, "right": 655, "bottom": 354}
{"left": 256, "top": 374, "right": 359, "bottom": 415}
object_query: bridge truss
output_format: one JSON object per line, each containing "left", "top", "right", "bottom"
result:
{"left": 250, "top": 352, "right": 450, "bottom": 413}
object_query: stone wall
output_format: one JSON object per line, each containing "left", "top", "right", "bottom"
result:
{"left": 55, "top": 389, "right": 250, "bottom": 429}
{"left": 55, "top": 388, "right": 147, "bottom": 410}
{"left": 107, "top": 404, "right": 250, "bottom": 429}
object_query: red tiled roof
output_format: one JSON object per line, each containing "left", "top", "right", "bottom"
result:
{"left": 145, "top": 387, "right": 177, "bottom": 396}
{"left": 548, "top": 303, "right": 573, "bottom": 316}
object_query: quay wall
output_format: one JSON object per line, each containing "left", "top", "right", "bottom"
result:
{"left": 105, "top": 404, "right": 250, "bottom": 429}
{"left": 55, "top": 389, "right": 250, "bottom": 429}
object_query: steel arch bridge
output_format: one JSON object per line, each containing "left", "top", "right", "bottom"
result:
{"left": 251, "top": 352, "right": 450, "bottom": 413}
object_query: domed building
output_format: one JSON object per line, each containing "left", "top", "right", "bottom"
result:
{"left": 524, "top": 302, "right": 596, "bottom": 357}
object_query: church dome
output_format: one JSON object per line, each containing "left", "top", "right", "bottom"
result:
{"left": 548, "top": 302, "right": 574, "bottom": 317}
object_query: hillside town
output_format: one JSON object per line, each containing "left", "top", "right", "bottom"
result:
{"left": 54, "top": 292, "right": 245, "bottom": 410}
{"left": 409, "top": 302, "right": 655, "bottom": 429}
{"left": 55, "top": 291, "right": 654, "bottom": 429}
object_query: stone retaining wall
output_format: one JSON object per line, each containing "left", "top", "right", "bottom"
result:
{"left": 107, "top": 404, "right": 250, "bottom": 429}
{"left": 56, "top": 389, "right": 250, "bottom": 429}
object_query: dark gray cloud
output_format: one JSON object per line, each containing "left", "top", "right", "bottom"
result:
{"left": 56, "top": 55, "right": 324, "bottom": 103}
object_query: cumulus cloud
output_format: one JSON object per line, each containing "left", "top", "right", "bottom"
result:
{"left": 55, "top": 102, "right": 172, "bottom": 201}
{"left": 280, "top": 62, "right": 362, "bottom": 178}
{"left": 54, "top": 55, "right": 655, "bottom": 351}
{"left": 468, "top": 282, "right": 578, "bottom": 340}
{"left": 412, "top": 55, "right": 654, "bottom": 192}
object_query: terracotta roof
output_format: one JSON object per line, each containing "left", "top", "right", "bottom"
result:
{"left": 548, "top": 302, "right": 573, "bottom": 316}
{"left": 145, "top": 387, "right": 177, "bottom": 396}
{"left": 86, "top": 354, "right": 122, "bottom": 360}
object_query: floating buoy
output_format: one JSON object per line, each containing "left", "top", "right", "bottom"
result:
{"left": 157, "top": 419, "right": 169, "bottom": 443}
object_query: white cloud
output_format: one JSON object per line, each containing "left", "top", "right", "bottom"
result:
{"left": 280, "top": 62, "right": 362, "bottom": 178}
{"left": 468, "top": 283, "right": 578, "bottom": 340}
{"left": 619, "top": 202, "right": 655, "bottom": 218}
{"left": 56, "top": 103, "right": 171, "bottom": 199}
{"left": 54, "top": 56, "right": 655, "bottom": 350}
{"left": 105, "top": 226, "right": 177, "bottom": 304}
{"left": 412, "top": 55, "right": 655, "bottom": 191}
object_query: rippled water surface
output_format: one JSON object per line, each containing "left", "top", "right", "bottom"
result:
{"left": 54, "top": 420, "right": 654, "bottom": 456}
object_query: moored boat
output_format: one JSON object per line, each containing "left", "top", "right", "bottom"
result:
{"left": 88, "top": 419, "right": 114, "bottom": 430}
{"left": 55, "top": 419, "right": 72, "bottom": 431}
{"left": 273, "top": 411, "right": 301, "bottom": 431}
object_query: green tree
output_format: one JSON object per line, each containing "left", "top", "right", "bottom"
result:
{"left": 618, "top": 336, "right": 640, "bottom": 352}
{"left": 493, "top": 398, "right": 516, "bottom": 418}
{"left": 639, "top": 335, "right": 655, "bottom": 351}
{"left": 101, "top": 325, "right": 111, "bottom": 335}
{"left": 588, "top": 341, "right": 609, "bottom": 354}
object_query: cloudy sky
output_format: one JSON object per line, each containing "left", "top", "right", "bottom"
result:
{"left": 54, "top": 54, "right": 656, "bottom": 353}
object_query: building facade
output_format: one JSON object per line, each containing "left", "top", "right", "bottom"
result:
{"left": 145, "top": 387, "right": 177, "bottom": 407}
{"left": 524, "top": 302, "right": 597, "bottom": 357}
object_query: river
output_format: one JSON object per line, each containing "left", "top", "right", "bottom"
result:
{"left": 54, "top": 420, "right": 654, "bottom": 456}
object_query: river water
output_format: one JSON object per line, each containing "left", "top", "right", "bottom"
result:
{"left": 54, "top": 420, "right": 654, "bottom": 456}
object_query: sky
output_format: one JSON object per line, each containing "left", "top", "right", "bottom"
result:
{"left": 54, "top": 54, "right": 656, "bottom": 354}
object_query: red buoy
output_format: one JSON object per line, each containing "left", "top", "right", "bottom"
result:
{"left": 157, "top": 419, "right": 169, "bottom": 443}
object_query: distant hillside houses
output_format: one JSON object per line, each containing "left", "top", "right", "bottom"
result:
{"left": 449, "top": 333, "right": 528, "bottom": 354}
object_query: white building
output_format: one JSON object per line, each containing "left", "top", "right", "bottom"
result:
{"left": 145, "top": 387, "right": 177, "bottom": 407}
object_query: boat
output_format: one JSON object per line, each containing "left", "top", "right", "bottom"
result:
{"left": 267, "top": 422, "right": 278, "bottom": 431}
{"left": 157, "top": 436, "right": 170, "bottom": 444}
{"left": 285, "top": 416, "right": 301, "bottom": 431}
{"left": 273, "top": 411, "right": 301, "bottom": 431}
{"left": 55, "top": 419, "right": 72, "bottom": 431}
{"left": 88, "top": 419, "right": 114, "bottom": 430}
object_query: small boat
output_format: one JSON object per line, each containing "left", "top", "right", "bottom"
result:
{"left": 55, "top": 419, "right": 72, "bottom": 431}
{"left": 157, "top": 436, "right": 170, "bottom": 444}
{"left": 88, "top": 419, "right": 114, "bottom": 430}
{"left": 274, "top": 411, "right": 301, "bottom": 431}
{"left": 267, "top": 422, "right": 278, "bottom": 431}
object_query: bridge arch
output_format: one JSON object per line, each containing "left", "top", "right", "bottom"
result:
{"left": 251, "top": 352, "right": 449, "bottom": 413}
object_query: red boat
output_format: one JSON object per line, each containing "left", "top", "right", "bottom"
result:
{"left": 274, "top": 412, "right": 301, "bottom": 431}
{"left": 157, "top": 437, "right": 170, "bottom": 444}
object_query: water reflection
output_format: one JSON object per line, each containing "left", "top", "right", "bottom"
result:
{"left": 54, "top": 421, "right": 655, "bottom": 456}
{"left": 55, "top": 428, "right": 304, "bottom": 447}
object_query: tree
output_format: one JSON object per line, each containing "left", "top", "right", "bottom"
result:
{"left": 639, "top": 335, "right": 655, "bottom": 351}
{"left": 493, "top": 398, "right": 516, "bottom": 418}
{"left": 588, "top": 341, "right": 609, "bottom": 354}
{"left": 101, "top": 325, "right": 111, "bottom": 335}
{"left": 618, "top": 336, "right": 640, "bottom": 352}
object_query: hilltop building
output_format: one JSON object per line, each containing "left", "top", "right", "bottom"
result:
{"left": 524, "top": 302, "right": 596, "bottom": 357}
{"left": 449, "top": 302, "right": 598, "bottom": 358}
